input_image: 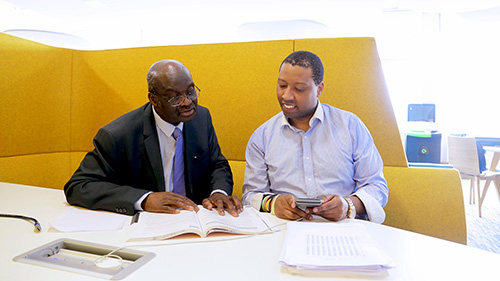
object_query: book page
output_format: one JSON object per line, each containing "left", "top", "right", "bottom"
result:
{"left": 129, "top": 210, "right": 202, "bottom": 240}
{"left": 197, "top": 206, "right": 271, "bottom": 236}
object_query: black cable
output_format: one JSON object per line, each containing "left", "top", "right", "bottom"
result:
{"left": 0, "top": 214, "right": 41, "bottom": 233}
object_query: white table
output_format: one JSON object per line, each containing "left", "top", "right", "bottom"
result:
{"left": 1, "top": 182, "right": 500, "bottom": 281}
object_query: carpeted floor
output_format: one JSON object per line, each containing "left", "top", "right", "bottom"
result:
{"left": 462, "top": 179, "right": 500, "bottom": 254}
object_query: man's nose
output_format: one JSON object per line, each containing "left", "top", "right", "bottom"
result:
{"left": 282, "top": 87, "right": 293, "bottom": 100}
{"left": 179, "top": 96, "right": 193, "bottom": 107}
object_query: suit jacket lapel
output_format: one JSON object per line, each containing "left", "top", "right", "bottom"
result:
{"left": 143, "top": 103, "right": 165, "bottom": 191}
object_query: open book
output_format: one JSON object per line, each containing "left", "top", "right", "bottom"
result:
{"left": 129, "top": 206, "right": 272, "bottom": 241}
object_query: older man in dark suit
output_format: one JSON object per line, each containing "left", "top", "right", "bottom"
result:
{"left": 65, "top": 60, "right": 242, "bottom": 216}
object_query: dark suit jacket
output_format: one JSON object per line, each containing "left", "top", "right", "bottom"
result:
{"left": 64, "top": 103, "right": 233, "bottom": 215}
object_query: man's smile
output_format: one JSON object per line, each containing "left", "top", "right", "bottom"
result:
{"left": 282, "top": 103, "right": 297, "bottom": 110}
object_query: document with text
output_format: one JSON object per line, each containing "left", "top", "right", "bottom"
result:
{"left": 279, "top": 221, "right": 394, "bottom": 274}
{"left": 129, "top": 206, "right": 272, "bottom": 241}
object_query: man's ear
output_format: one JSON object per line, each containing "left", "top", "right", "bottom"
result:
{"left": 148, "top": 92, "right": 159, "bottom": 106}
{"left": 317, "top": 81, "right": 325, "bottom": 98}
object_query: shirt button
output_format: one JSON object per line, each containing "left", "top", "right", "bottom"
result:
{"left": 308, "top": 178, "right": 312, "bottom": 181}
{"left": 306, "top": 156, "right": 310, "bottom": 160}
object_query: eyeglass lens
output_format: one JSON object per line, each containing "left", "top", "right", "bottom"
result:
{"left": 169, "top": 87, "right": 199, "bottom": 107}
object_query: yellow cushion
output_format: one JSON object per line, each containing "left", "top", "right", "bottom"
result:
{"left": 383, "top": 166, "right": 467, "bottom": 244}
{"left": 0, "top": 153, "right": 71, "bottom": 189}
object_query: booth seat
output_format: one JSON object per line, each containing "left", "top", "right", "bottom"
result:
{"left": 0, "top": 33, "right": 466, "bottom": 244}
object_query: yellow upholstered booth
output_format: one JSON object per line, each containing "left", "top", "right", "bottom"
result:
{"left": 0, "top": 33, "right": 466, "bottom": 244}
{"left": 383, "top": 166, "right": 467, "bottom": 244}
{"left": 0, "top": 34, "right": 73, "bottom": 188}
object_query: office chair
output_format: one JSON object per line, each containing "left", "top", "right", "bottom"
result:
{"left": 447, "top": 135, "right": 500, "bottom": 217}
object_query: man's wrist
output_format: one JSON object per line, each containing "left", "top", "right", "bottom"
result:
{"left": 136, "top": 192, "right": 153, "bottom": 211}
{"left": 261, "top": 194, "right": 279, "bottom": 213}
{"left": 345, "top": 196, "right": 356, "bottom": 219}
{"left": 270, "top": 195, "right": 280, "bottom": 215}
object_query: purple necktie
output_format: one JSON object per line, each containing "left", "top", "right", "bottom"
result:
{"left": 172, "top": 128, "right": 186, "bottom": 196}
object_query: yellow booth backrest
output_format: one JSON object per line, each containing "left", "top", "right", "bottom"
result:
{"left": 0, "top": 35, "right": 74, "bottom": 188}
{"left": 1, "top": 34, "right": 406, "bottom": 189}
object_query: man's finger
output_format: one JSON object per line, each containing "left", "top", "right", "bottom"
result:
{"left": 224, "top": 198, "right": 238, "bottom": 217}
{"left": 321, "top": 194, "right": 334, "bottom": 203}
{"left": 159, "top": 205, "right": 181, "bottom": 214}
{"left": 287, "top": 195, "right": 297, "bottom": 209}
{"left": 202, "top": 198, "right": 213, "bottom": 210}
{"left": 168, "top": 196, "right": 199, "bottom": 212}
{"left": 215, "top": 199, "right": 225, "bottom": 216}
{"left": 230, "top": 196, "right": 244, "bottom": 213}
{"left": 314, "top": 194, "right": 338, "bottom": 213}
{"left": 291, "top": 206, "right": 307, "bottom": 218}
{"left": 288, "top": 208, "right": 306, "bottom": 220}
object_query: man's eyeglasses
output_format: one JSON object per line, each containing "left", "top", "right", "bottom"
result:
{"left": 151, "top": 85, "right": 201, "bottom": 107}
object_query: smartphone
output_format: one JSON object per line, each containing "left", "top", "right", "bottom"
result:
{"left": 295, "top": 198, "right": 322, "bottom": 209}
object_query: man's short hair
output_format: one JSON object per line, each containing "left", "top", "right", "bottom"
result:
{"left": 281, "top": 51, "right": 324, "bottom": 85}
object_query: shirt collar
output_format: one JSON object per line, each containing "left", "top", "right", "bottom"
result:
{"left": 280, "top": 100, "right": 323, "bottom": 131}
{"left": 152, "top": 106, "right": 183, "bottom": 137}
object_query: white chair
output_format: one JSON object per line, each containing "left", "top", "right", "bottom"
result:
{"left": 447, "top": 135, "right": 500, "bottom": 217}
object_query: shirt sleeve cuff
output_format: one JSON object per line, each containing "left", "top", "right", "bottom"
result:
{"left": 134, "top": 191, "right": 152, "bottom": 211}
{"left": 353, "top": 190, "right": 386, "bottom": 224}
{"left": 210, "top": 189, "right": 228, "bottom": 197}
{"left": 250, "top": 193, "right": 264, "bottom": 210}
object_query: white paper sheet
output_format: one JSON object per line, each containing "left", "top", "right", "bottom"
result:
{"left": 279, "top": 221, "right": 394, "bottom": 273}
{"left": 51, "top": 207, "right": 127, "bottom": 232}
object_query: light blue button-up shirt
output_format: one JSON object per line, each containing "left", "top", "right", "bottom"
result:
{"left": 242, "top": 103, "right": 388, "bottom": 223}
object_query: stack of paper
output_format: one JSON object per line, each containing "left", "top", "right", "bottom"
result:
{"left": 279, "top": 221, "right": 394, "bottom": 275}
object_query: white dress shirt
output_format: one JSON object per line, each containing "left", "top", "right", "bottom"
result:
{"left": 242, "top": 102, "right": 388, "bottom": 223}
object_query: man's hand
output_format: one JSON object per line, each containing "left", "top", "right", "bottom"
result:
{"left": 309, "top": 194, "right": 348, "bottom": 221}
{"left": 202, "top": 193, "right": 243, "bottom": 217}
{"left": 142, "top": 192, "right": 199, "bottom": 213}
{"left": 274, "top": 194, "right": 311, "bottom": 220}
